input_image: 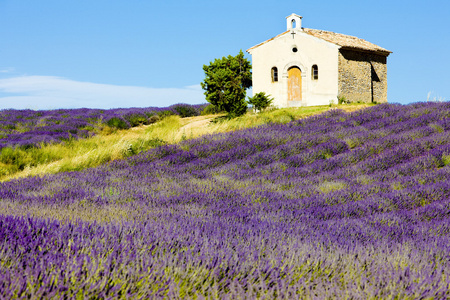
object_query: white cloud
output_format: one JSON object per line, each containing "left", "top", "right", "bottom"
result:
{"left": 0, "top": 76, "right": 206, "bottom": 110}
{"left": 185, "top": 84, "right": 203, "bottom": 91}
{"left": 0, "top": 67, "right": 15, "bottom": 73}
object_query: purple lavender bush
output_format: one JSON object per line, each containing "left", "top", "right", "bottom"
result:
{"left": 1, "top": 102, "right": 450, "bottom": 298}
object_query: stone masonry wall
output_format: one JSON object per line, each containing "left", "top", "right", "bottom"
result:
{"left": 338, "top": 49, "right": 388, "bottom": 103}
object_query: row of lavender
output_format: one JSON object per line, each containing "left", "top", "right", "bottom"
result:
{"left": 0, "top": 103, "right": 207, "bottom": 150}
{"left": 1, "top": 102, "right": 450, "bottom": 298}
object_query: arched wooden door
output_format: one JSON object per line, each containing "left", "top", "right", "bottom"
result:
{"left": 288, "top": 66, "right": 302, "bottom": 102}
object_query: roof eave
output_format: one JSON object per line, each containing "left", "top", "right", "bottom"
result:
{"left": 339, "top": 46, "right": 392, "bottom": 57}
{"left": 247, "top": 31, "right": 290, "bottom": 53}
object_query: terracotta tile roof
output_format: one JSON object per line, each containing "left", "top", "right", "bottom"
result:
{"left": 303, "top": 28, "right": 392, "bottom": 56}
{"left": 247, "top": 28, "right": 392, "bottom": 56}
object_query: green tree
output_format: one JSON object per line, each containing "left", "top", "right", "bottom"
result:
{"left": 247, "top": 92, "right": 274, "bottom": 112}
{"left": 201, "top": 50, "right": 252, "bottom": 118}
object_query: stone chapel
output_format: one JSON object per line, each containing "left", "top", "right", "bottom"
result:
{"left": 246, "top": 14, "right": 392, "bottom": 107}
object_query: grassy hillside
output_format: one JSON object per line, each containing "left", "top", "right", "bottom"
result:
{"left": 0, "top": 103, "right": 372, "bottom": 181}
{"left": 1, "top": 102, "right": 450, "bottom": 298}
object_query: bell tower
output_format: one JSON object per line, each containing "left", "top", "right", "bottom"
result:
{"left": 286, "top": 13, "right": 303, "bottom": 31}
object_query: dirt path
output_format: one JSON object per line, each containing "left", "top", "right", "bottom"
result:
{"left": 176, "top": 115, "right": 215, "bottom": 140}
{"left": 180, "top": 116, "right": 213, "bottom": 131}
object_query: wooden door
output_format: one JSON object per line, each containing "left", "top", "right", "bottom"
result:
{"left": 288, "top": 67, "right": 302, "bottom": 102}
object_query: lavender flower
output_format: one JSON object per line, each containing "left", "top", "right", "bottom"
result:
{"left": 1, "top": 102, "right": 450, "bottom": 298}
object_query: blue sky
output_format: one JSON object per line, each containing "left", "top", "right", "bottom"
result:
{"left": 1, "top": 0, "right": 449, "bottom": 109}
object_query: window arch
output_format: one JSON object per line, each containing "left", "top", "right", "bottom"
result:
{"left": 291, "top": 19, "right": 296, "bottom": 29}
{"left": 271, "top": 67, "right": 278, "bottom": 82}
{"left": 312, "top": 65, "right": 318, "bottom": 80}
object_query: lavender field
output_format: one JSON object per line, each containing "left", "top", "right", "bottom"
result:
{"left": 0, "top": 104, "right": 205, "bottom": 150}
{"left": 1, "top": 102, "right": 450, "bottom": 298}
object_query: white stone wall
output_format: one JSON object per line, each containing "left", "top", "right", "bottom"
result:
{"left": 248, "top": 29, "right": 340, "bottom": 107}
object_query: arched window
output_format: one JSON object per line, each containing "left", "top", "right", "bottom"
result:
{"left": 271, "top": 67, "right": 278, "bottom": 82}
{"left": 291, "top": 19, "right": 296, "bottom": 29}
{"left": 312, "top": 65, "right": 318, "bottom": 80}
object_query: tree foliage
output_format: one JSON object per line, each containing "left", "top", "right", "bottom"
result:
{"left": 247, "top": 92, "right": 274, "bottom": 112}
{"left": 201, "top": 50, "right": 252, "bottom": 117}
